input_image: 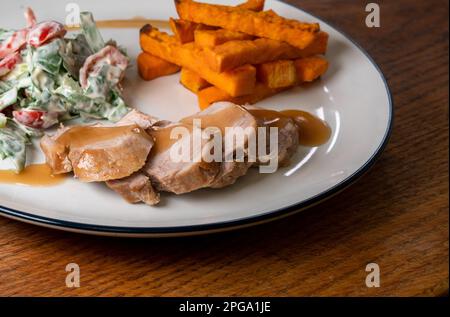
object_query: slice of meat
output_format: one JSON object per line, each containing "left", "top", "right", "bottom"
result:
{"left": 105, "top": 110, "right": 160, "bottom": 204}
{"left": 106, "top": 172, "right": 160, "bottom": 205}
{"left": 245, "top": 105, "right": 299, "bottom": 167}
{"left": 41, "top": 109, "right": 163, "bottom": 205}
{"left": 116, "top": 109, "right": 159, "bottom": 130}
{"left": 180, "top": 102, "right": 257, "bottom": 188}
{"left": 143, "top": 121, "right": 221, "bottom": 194}
{"left": 41, "top": 126, "right": 73, "bottom": 174}
{"left": 211, "top": 160, "right": 253, "bottom": 188}
{"left": 110, "top": 103, "right": 258, "bottom": 199}
{"left": 40, "top": 124, "right": 154, "bottom": 182}
{"left": 144, "top": 102, "right": 258, "bottom": 194}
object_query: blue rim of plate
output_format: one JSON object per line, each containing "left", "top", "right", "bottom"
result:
{"left": 0, "top": 4, "right": 394, "bottom": 237}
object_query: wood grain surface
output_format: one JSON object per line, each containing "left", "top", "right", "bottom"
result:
{"left": 0, "top": 0, "right": 448, "bottom": 297}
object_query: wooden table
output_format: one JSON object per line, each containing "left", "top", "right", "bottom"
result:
{"left": 0, "top": 0, "right": 448, "bottom": 297}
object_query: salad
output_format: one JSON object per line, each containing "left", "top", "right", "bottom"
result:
{"left": 0, "top": 8, "right": 130, "bottom": 172}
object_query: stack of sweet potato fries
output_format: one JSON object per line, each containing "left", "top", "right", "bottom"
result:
{"left": 138, "top": 0, "right": 329, "bottom": 109}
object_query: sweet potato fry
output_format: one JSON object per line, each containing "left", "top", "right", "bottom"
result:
{"left": 137, "top": 52, "right": 181, "bottom": 81}
{"left": 257, "top": 60, "right": 297, "bottom": 88}
{"left": 169, "top": 18, "right": 207, "bottom": 44}
{"left": 294, "top": 56, "right": 329, "bottom": 82}
{"left": 140, "top": 25, "right": 256, "bottom": 96}
{"left": 237, "top": 0, "right": 265, "bottom": 11}
{"left": 197, "top": 55, "right": 329, "bottom": 109}
{"left": 175, "top": 0, "right": 319, "bottom": 50}
{"left": 170, "top": 0, "right": 264, "bottom": 44}
{"left": 198, "top": 86, "right": 231, "bottom": 110}
{"left": 180, "top": 67, "right": 211, "bottom": 92}
{"left": 202, "top": 31, "right": 328, "bottom": 72}
{"left": 261, "top": 9, "right": 313, "bottom": 30}
{"left": 297, "top": 31, "right": 329, "bottom": 57}
{"left": 197, "top": 83, "right": 285, "bottom": 110}
{"left": 194, "top": 29, "right": 254, "bottom": 48}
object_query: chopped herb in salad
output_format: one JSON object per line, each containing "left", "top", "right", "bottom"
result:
{"left": 0, "top": 8, "right": 130, "bottom": 172}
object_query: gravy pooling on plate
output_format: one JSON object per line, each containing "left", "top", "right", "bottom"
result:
{"left": 248, "top": 108, "right": 331, "bottom": 147}
{"left": 280, "top": 110, "right": 331, "bottom": 146}
{"left": 0, "top": 164, "right": 65, "bottom": 186}
{"left": 66, "top": 18, "right": 170, "bottom": 30}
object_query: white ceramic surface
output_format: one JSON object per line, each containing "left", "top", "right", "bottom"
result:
{"left": 0, "top": 0, "right": 392, "bottom": 236}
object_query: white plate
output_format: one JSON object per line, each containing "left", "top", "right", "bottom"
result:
{"left": 0, "top": 0, "right": 393, "bottom": 237}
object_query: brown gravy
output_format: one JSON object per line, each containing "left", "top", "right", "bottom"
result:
{"left": 280, "top": 110, "right": 331, "bottom": 146}
{"left": 248, "top": 108, "right": 331, "bottom": 147}
{"left": 0, "top": 125, "right": 149, "bottom": 187}
{"left": 56, "top": 124, "right": 149, "bottom": 148}
{"left": 66, "top": 18, "right": 170, "bottom": 31}
{"left": 247, "top": 108, "right": 293, "bottom": 129}
{"left": 150, "top": 123, "right": 190, "bottom": 155}
{"left": 180, "top": 106, "right": 251, "bottom": 134}
{"left": 0, "top": 164, "right": 66, "bottom": 186}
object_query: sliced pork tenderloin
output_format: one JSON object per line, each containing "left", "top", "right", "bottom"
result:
{"left": 40, "top": 124, "right": 154, "bottom": 182}
{"left": 105, "top": 110, "right": 161, "bottom": 204}
{"left": 143, "top": 121, "right": 221, "bottom": 194}
{"left": 245, "top": 105, "right": 299, "bottom": 167}
{"left": 106, "top": 172, "right": 160, "bottom": 205}
{"left": 180, "top": 102, "right": 258, "bottom": 188}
